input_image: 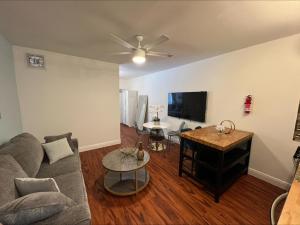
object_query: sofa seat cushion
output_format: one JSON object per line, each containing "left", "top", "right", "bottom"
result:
{"left": 36, "top": 148, "right": 80, "bottom": 178}
{"left": 0, "top": 133, "right": 44, "bottom": 177}
{"left": 0, "top": 155, "right": 28, "bottom": 206}
{"left": 53, "top": 171, "right": 88, "bottom": 205}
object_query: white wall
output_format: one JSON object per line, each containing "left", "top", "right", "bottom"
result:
{"left": 13, "top": 46, "right": 120, "bottom": 151}
{"left": 119, "top": 78, "right": 132, "bottom": 90}
{"left": 0, "top": 34, "right": 22, "bottom": 144}
{"left": 127, "top": 34, "right": 300, "bottom": 188}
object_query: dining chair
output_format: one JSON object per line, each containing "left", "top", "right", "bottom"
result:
{"left": 167, "top": 121, "right": 186, "bottom": 150}
{"left": 134, "top": 122, "right": 149, "bottom": 148}
{"left": 149, "top": 128, "right": 166, "bottom": 151}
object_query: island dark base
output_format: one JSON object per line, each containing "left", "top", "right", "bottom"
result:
{"left": 179, "top": 138, "right": 252, "bottom": 202}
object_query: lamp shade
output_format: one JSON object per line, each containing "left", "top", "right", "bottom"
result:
{"left": 132, "top": 49, "right": 146, "bottom": 64}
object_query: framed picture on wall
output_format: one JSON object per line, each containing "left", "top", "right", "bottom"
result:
{"left": 294, "top": 101, "right": 300, "bottom": 141}
{"left": 26, "top": 53, "right": 45, "bottom": 68}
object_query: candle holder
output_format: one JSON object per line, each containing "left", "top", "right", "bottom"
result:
{"left": 216, "top": 120, "right": 236, "bottom": 134}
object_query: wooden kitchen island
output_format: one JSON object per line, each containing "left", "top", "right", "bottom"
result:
{"left": 179, "top": 126, "right": 253, "bottom": 202}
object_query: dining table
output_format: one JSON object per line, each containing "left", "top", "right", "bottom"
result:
{"left": 143, "top": 121, "right": 169, "bottom": 130}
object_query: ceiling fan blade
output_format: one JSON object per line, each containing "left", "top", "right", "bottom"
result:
{"left": 110, "top": 52, "right": 132, "bottom": 55}
{"left": 144, "top": 35, "right": 169, "bottom": 50}
{"left": 110, "top": 33, "right": 136, "bottom": 50}
{"left": 147, "top": 51, "right": 173, "bottom": 58}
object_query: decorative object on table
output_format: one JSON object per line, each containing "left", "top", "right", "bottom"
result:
{"left": 216, "top": 120, "right": 236, "bottom": 134}
{"left": 120, "top": 147, "right": 137, "bottom": 157}
{"left": 215, "top": 124, "right": 225, "bottom": 133}
{"left": 26, "top": 53, "right": 45, "bottom": 68}
{"left": 244, "top": 95, "right": 252, "bottom": 114}
{"left": 153, "top": 117, "right": 160, "bottom": 125}
{"left": 137, "top": 142, "right": 145, "bottom": 161}
{"left": 149, "top": 105, "right": 165, "bottom": 125}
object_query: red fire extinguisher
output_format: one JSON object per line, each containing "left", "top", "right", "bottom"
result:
{"left": 244, "top": 95, "right": 252, "bottom": 114}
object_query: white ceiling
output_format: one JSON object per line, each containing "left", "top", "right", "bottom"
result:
{"left": 0, "top": 1, "right": 300, "bottom": 78}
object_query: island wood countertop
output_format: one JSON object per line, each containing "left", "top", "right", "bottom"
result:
{"left": 278, "top": 166, "right": 300, "bottom": 225}
{"left": 180, "top": 126, "right": 253, "bottom": 151}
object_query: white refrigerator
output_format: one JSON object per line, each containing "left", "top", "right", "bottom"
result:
{"left": 119, "top": 90, "right": 138, "bottom": 127}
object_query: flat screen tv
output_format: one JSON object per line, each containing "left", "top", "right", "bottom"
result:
{"left": 168, "top": 91, "right": 207, "bottom": 122}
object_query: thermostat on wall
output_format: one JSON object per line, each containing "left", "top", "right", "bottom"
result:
{"left": 26, "top": 53, "right": 45, "bottom": 68}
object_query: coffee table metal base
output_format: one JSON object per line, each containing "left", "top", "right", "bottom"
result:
{"left": 104, "top": 167, "right": 150, "bottom": 196}
{"left": 150, "top": 142, "right": 166, "bottom": 152}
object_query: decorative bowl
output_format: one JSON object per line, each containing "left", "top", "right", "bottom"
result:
{"left": 119, "top": 147, "right": 137, "bottom": 156}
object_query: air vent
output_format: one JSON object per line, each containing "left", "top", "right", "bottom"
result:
{"left": 294, "top": 101, "right": 300, "bottom": 141}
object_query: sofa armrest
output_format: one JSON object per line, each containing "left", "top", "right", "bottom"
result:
{"left": 71, "top": 138, "right": 79, "bottom": 150}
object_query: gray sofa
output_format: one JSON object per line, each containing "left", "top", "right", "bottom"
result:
{"left": 0, "top": 133, "right": 91, "bottom": 225}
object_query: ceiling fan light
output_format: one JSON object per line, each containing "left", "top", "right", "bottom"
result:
{"left": 132, "top": 56, "right": 146, "bottom": 64}
{"left": 132, "top": 49, "right": 146, "bottom": 64}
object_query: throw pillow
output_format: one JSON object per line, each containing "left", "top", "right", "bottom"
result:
{"left": 0, "top": 192, "right": 75, "bottom": 225}
{"left": 42, "top": 138, "right": 74, "bottom": 164}
{"left": 44, "top": 132, "right": 75, "bottom": 151}
{"left": 15, "top": 178, "right": 60, "bottom": 196}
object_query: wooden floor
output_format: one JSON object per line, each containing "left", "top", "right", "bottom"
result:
{"left": 80, "top": 124, "right": 284, "bottom": 225}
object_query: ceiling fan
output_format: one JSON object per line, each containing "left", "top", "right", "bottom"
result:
{"left": 110, "top": 33, "right": 173, "bottom": 64}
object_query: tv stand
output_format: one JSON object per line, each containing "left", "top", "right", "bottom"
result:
{"left": 179, "top": 126, "right": 253, "bottom": 202}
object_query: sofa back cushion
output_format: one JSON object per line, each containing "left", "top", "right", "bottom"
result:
{"left": 0, "top": 133, "right": 44, "bottom": 177}
{"left": 0, "top": 155, "right": 28, "bottom": 206}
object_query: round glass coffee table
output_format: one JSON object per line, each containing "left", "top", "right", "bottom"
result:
{"left": 102, "top": 148, "right": 150, "bottom": 196}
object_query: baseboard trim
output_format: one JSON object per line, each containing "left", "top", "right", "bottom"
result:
{"left": 248, "top": 168, "right": 290, "bottom": 190}
{"left": 79, "top": 139, "right": 121, "bottom": 152}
